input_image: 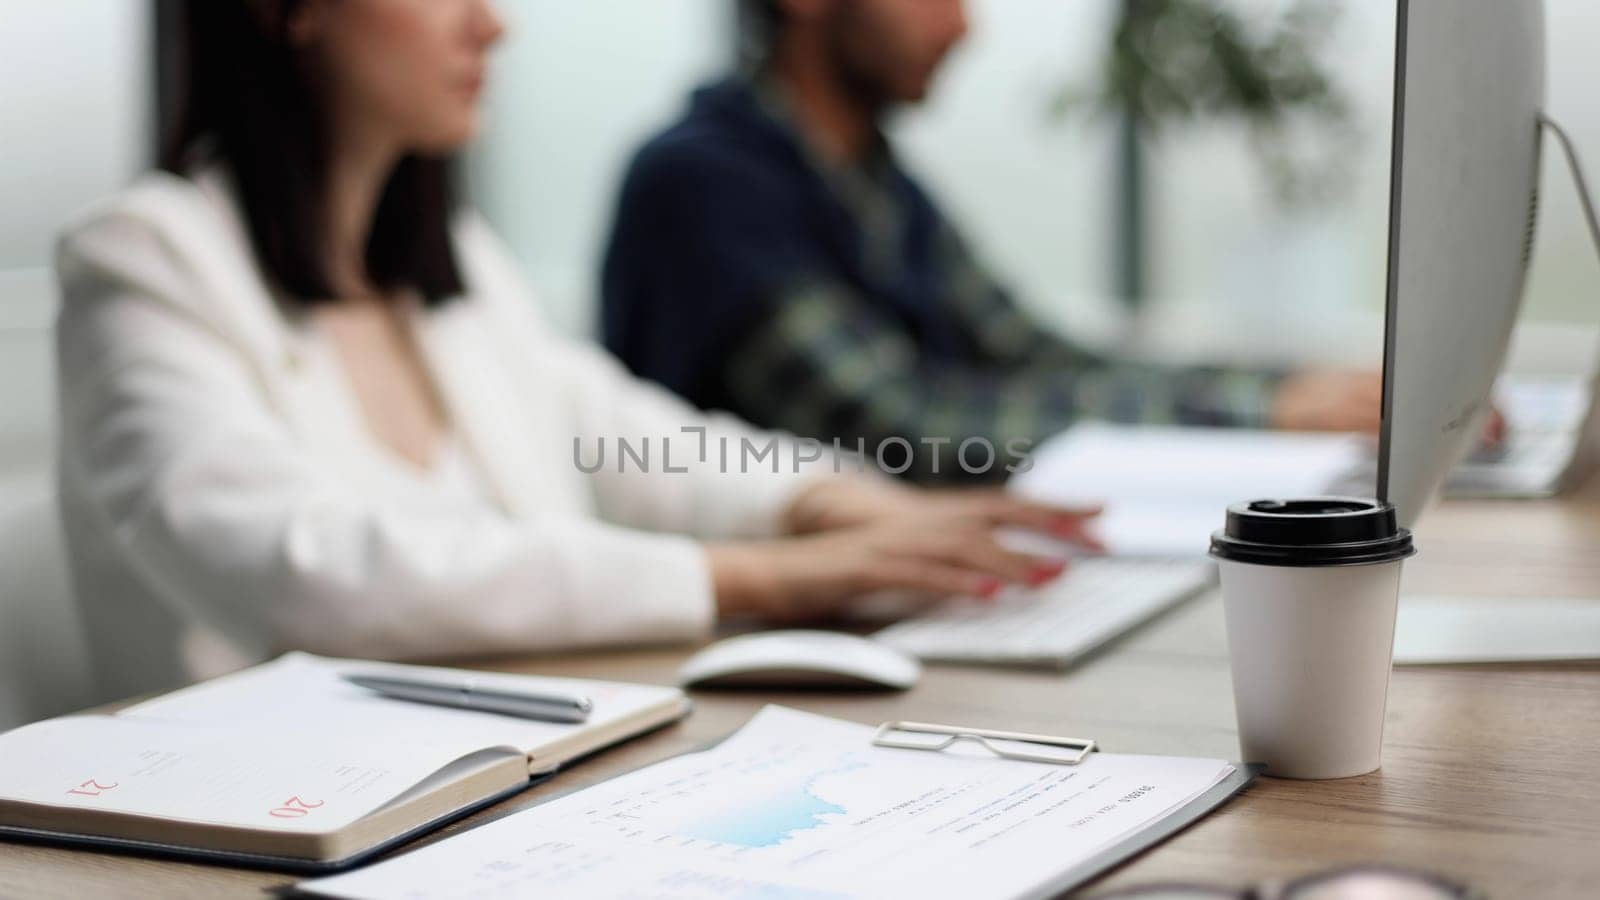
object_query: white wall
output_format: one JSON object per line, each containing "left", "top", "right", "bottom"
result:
{"left": 0, "top": 3, "right": 143, "bottom": 727}
{"left": 0, "top": 5, "right": 150, "bottom": 484}
{"left": 0, "top": 5, "right": 149, "bottom": 270}
{"left": 468, "top": 0, "right": 733, "bottom": 336}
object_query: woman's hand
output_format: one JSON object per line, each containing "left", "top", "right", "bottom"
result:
{"left": 783, "top": 478, "right": 1103, "bottom": 549}
{"left": 707, "top": 518, "right": 1073, "bottom": 623}
{"left": 712, "top": 480, "right": 1104, "bottom": 623}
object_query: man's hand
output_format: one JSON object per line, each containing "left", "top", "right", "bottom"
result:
{"left": 1271, "top": 368, "right": 1507, "bottom": 447}
{"left": 1270, "top": 369, "right": 1384, "bottom": 433}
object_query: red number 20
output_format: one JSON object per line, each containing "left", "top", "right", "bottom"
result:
{"left": 269, "top": 796, "right": 325, "bottom": 819}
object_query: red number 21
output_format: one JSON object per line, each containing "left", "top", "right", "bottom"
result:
{"left": 269, "top": 796, "right": 325, "bottom": 818}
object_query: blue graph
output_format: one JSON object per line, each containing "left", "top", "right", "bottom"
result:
{"left": 678, "top": 786, "right": 845, "bottom": 848}
{"left": 675, "top": 762, "right": 865, "bottom": 849}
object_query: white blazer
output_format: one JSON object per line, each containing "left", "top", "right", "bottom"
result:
{"left": 55, "top": 168, "right": 831, "bottom": 697}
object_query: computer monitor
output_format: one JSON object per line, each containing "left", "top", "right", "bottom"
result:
{"left": 1379, "top": 0, "right": 1547, "bottom": 526}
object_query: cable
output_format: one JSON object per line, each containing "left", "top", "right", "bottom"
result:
{"left": 1539, "top": 113, "right": 1600, "bottom": 271}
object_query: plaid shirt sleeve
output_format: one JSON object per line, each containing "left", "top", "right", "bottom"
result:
{"left": 722, "top": 279, "right": 1283, "bottom": 485}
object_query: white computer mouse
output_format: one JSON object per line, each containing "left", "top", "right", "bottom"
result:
{"left": 677, "top": 630, "right": 921, "bottom": 691}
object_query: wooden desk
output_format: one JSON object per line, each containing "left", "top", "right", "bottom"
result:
{"left": 4, "top": 487, "right": 1599, "bottom": 899}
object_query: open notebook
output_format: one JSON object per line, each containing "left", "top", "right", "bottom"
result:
{"left": 0, "top": 653, "right": 690, "bottom": 872}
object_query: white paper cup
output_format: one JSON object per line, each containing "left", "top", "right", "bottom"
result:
{"left": 1211, "top": 498, "right": 1415, "bottom": 780}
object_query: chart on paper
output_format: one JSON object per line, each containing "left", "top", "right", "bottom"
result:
{"left": 617, "top": 757, "right": 861, "bottom": 849}
{"left": 299, "top": 707, "right": 1237, "bottom": 900}
{"left": 568, "top": 736, "right": 1133, "bottom": 874}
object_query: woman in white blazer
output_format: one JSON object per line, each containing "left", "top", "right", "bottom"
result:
{"left": 55, "top": 0, "right": 1097, "bottom": 698}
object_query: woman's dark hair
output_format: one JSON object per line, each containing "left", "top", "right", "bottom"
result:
{"left": 159, "top": 0, "right": 464, "bottom": 307}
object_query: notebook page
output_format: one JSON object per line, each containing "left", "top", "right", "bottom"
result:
{"left": 0, "top": 716, "right": 498, "bottom": 834}
{"left": 300, "top": 706, "right": 1235, "bottom": 900}
{"left": 121, "top": 653, "right": 681, "bottom": 759}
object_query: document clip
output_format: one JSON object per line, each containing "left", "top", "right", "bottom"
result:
{"left": 871, "top": 720, "right": 1097, "bottom": 766}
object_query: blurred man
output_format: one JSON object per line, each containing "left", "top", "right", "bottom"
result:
{"left": 600, "top": 0, "right": 1380, "bottom": 483}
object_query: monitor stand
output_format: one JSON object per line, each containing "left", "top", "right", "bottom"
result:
{"left": 1394, "top": 595, "right": 1600, "bottom": 664}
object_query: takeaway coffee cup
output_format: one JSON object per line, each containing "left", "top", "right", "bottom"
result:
{"left": 1209, "top": 497, "right": 1415, "bottom": 780}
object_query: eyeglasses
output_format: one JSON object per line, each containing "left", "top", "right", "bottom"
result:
{"left": 1096, "top": 865, "right": 1482, "bottom": 900}
{"left": 870, "top": 721, "right": 1097, "bottom": 765}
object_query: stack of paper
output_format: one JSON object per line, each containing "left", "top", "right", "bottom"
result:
{"left": 1010, "top": 424, "right": 1371, "bottom": 557}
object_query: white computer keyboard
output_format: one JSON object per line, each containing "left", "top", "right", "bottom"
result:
{"left": 873, "top": 558, "right": 1215, "bottom": 669}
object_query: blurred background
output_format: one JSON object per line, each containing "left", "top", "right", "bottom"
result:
{"left": 2, "top": 3, "right": 1599, "bottom": 715}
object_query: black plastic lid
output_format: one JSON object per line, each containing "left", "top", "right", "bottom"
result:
{"left": 1209, "top": 497, "right": 1415, "bottom": 568}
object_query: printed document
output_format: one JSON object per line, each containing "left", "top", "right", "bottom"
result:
{"left": 300, "top": 706, "right": 1235, "bottom": 900}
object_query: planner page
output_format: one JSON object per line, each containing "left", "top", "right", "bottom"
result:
{"left": 121, "top": 653, "right": 683, "bottom": 762}
{"left": 300, "top": 706, "right": 1236, "bottom": 900}
{"left": 0, "top": 716, "right": 498, "bottom": 834}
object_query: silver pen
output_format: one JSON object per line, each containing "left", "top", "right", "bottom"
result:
{"left": 341, "top": 673, "right": 593, "bottom": 723}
